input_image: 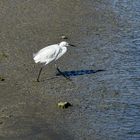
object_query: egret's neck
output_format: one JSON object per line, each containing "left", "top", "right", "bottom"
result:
{"left": 62, "top": 46, "right": 67, "bottom": 51}
{"left": 59, "top": 45, "right": 67, "bottom": 49}
{"left": 61, "top": 46, "right": 67, "bottom": 53}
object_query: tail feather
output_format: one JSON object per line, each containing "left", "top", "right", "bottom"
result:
{"left": 33, "top": 53, "right": 37, "bottom": 58}
{"left": 33, "top": 53, "right": 39, "bottom": 63}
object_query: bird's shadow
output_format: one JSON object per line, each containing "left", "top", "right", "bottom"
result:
{"left": 56, "top": 69, "right": 105, "bottom": 77}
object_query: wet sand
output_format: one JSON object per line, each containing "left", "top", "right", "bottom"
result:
{"left": 0, "top": 0, "right": 140, "bottom": 140}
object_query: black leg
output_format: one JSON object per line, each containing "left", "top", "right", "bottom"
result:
{"left": 37, "top": 67, "right": 43, "bottom": 82}
{"left": 56, "top": 67, "right": 71, "bottom": 81}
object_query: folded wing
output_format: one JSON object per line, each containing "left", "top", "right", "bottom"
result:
{"left": 33, "top": 44, "right": 60, "bottom": 65}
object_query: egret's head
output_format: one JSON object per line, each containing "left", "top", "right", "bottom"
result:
{"left": 59, "top": 41, "right": 76, "bottom": 47}
{"left": 59, "top": 41, "right": 69, "bottom": 47}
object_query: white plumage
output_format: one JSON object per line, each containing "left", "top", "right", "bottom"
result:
{"left": 33, "top": 41, "right": 68, "bottom": 65}
{"left": 33, "top": 41, "right": 75, "bottom": 82}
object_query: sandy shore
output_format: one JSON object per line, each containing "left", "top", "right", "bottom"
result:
{"left": 0, "top": 0, "right": 140, "bottom": 140}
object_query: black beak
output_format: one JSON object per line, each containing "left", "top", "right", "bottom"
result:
{"left": 69, "top": 44, "right": 76, "bottom": 47}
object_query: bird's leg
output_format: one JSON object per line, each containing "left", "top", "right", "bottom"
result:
{"left": 55, "top": 64, "right": 71, "bottom": 81}
{"left": 37, "top": 66, "right": 43, "bottom": 82}
{"left": 57, "top": 67, "right": 71, "bottom": 81}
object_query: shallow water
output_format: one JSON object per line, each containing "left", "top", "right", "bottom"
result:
{"left": 0, "top": 0, "right": 140, "bottom": 140}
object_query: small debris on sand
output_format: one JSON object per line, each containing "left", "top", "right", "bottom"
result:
{"left": 61, "top": 36, "right": 68, "bottom": 39}
{"left": 0, "top": 76, "right": 5, "bottom": 81}
{"left": 0, "top": 52, "right": 8, "bottom": 62}
{"left": 58, "top": 102, "right": 72, "bottom": 109}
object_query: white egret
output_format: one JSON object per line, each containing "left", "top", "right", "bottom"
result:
{"left": 33, "top": 41, "right": 75, "bottom": 82}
